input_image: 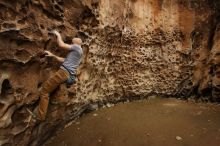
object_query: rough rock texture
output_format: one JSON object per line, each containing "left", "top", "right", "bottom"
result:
{"left": 0, "top": 0, "right": 219, "bottom": 145}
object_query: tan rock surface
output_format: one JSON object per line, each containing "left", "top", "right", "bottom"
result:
{"left": 0, "top": 0, "right": 219, "bottom": 145}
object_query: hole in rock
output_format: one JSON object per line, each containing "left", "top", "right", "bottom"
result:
{"left": 1, "top": 79, "right": 11, "bottom": 96}
{"left": 37, "top": 82, "right": 43, "bottom": 88}
{"left": 0, "top": 102, "right": 4, "bottom": 110}
{"left": 20, "top": 7, "right": 27, "bottom": 15}
{"left": 215, "top": 52, "right": 220, "bottom": 56}
{"left": 57, "top": 1, "right": 64, "bottom": 5}
{"left": 40, "top": 24, "right": 45, "bottom": 29}
{"left": 91, "top": 2, "right": 99, "bottom": 8}
{"left": 17, "top": 19, "right": 26, "bottom": 24}
{"left": 201, "top": 87, "right": 212, "bottom": 97}
{"left": 54, "top": 4, "right": 63, "bottom": 13}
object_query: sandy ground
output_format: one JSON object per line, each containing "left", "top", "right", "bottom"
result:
{"left": 45, "top": 98, "right": 220, "bottom": 146}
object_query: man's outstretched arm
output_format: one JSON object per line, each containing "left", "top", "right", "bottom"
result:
{"left": 45, "top": 51, "right": 65, "bottom": 62}
{"left": 52, "top": 30, "right": 72, "bottom": 50}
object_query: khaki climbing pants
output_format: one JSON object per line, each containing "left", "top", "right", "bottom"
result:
{"left": 38, "top": 69, "right": 69, "bottom": 121}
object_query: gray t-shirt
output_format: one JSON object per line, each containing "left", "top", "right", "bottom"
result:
{"left": 60, "top": 44, "right": 83, "bottom": 75}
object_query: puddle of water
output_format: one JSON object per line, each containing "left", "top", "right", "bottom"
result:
{"left": 45, "top": 98, "right": 220, "bottom": 146}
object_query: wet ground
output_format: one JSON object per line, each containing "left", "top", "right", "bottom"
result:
{"left": 45, "top": 98, "right": 220, "bottom": 146}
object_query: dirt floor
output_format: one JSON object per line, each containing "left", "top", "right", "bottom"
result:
{"left": 45, "top": 98, "right": 220, "bottom": 146}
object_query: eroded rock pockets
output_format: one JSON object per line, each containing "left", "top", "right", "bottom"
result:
{"left": 0, "top": 0, "right": 220, "bottom": 146}
{"left": 79, "top": 0, "right": 220, "bottom": 102}
{"left": 0, "top": 0, "right": 87, "bottom": 146}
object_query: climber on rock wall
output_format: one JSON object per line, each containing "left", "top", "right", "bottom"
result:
{"left": 31, "top": 30, "right": 83, "bottom": 121}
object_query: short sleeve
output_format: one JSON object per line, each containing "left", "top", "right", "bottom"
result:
{"left": 70, "top": 45, "right": 79, "bottom": 51}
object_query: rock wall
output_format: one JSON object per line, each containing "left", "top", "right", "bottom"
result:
{"left": 0, "top": 0, "right": 219, "bottom": 145}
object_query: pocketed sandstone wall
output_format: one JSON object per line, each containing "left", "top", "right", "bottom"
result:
{"left": 78, "top": 0, "right": 219, "bottom": 101}
{"left": 0, "top": 0, "right": 219, "bottom": 145}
